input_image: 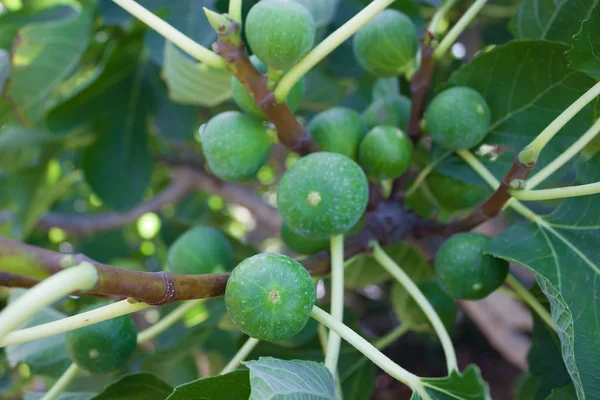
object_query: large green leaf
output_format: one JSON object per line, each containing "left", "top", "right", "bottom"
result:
{"left": 48, "top": 41, "right": 153, "bottom": 211}
{"left": 165, "top": 371, "right": 250, "bottom": 400}
{"left": 509, "top": 0, "right": 599, "bottom": 44}
{"left": 92, "top": 374, "right": 173, "bottom": 400}
{"left": 488, "top": 155, "right": 600, "bottom": 400}
{"left": 446, "top": 41, "right": 596, "bottom": 180}
{"left": 566, "top": 2, "right": 600, "bottom": 80}
{"left": 4, "top": 2, "right": 92, "bottom": 125}
{"left": 411, "top": 365, "right": 490, "bottom": 400}
{"left": 162, "top": 43, "right": 231, "bottom": 107}
{"left": 6, "top": 299, "right": 71, "bottom": 378}
{"left": 244, "top": 357, "right": 336, "bottom": 400}
{"left": 547, "top": 384, "right": 578, "bottom": 399}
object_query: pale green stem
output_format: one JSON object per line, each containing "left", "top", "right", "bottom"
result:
{"left": 316, "top": 324, "right": 343, "bottom": 400}
{"left": 405, "top": 151, "right": 451, "bottom": 197}
{"left": 526, "top": 117, "right": 600, "bottom": 190}
{"left": 219, "top": 337, "right": 260, "bottom": 374}
{"left": 0, "top": 262, "right": 98, "bottom": 341}
{"left": 428, "top": 0, "right": 458, "bottom": 35}
{"left": 456, "top": 150, "right": 541, "bottom": 222}
{"left": 137, "top": 299, "right": 203, "bottom": 343}
{"left": 372, "top": 324, "right": 411, "bottom": 349}
{"left": 509, "top": 181, "right": 600, "bottom": 201}
{"left": 325, "top": 235, "right": 345, "bottom": 374}
{"left": 505, "top": 275, "right": 555, "bottom": 332}
{"left": 112, "top": 0, "right": 225, "bottom": 69}
{"left": 371, "top": 242, "right": 458, "bottom": 373}
{"left": 311, "top": 306, "right": 424, "bottom": 393}
{"left": 434, "top": 0, "right": 490, "bottom": 59}
{"left": 228, "top": 0, "right": 242, "bottom": 25}
{"left": 525, "top": 82, "right": 600, "bottom": 161}
{"left": 274, "top": 0, "right": 396, "bottom": 102}
{"left": 496, "top": 286, "right": 520, "bottom": 300}
{"left": 40, "top": 363, "right": 81, "bottom": 400}
{"left": 0, "top": 300, "right": 150, "bottom": 347}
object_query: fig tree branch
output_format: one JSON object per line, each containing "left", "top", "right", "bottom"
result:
{"left": 407, "top": 32, "right": 436, "bottom": 145}
{"left": 205, "top": 11, "right": 318, "bottom": 155}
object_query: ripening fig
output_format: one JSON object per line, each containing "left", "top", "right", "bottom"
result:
{"left": 361, "top": 94, "right": 411, "bottom": 132}
{"left": 424, "top": 87, "right": 491, "bottom": 150}
{"left": 245, "top": 0, "right": 316, "bottom": 72}
{"left": 66, "top": 302, "right": 137, "bottom": 374}
{"left": 277, "top": 152, "right": 368, "bottom": 239}
{"left": 281, "top": 222, "right": 329, "bottom": 255}
{"left": 358, "top": 125, "right": 413, "bottom": 180}
{"left": 168, "top": 226, "right": 233, "bottom": 274}
{"left": 353, "top": 9, "right": 418, "bottom": 77}
{"left": 435, "top": 233, "right": 509, "bottom": 300}
{"left": 427, "top": 172, "right": 491, "bottom": 211}
{"left": 201, "top": 111, "right": 271, "bottom": 182}
{"left": 225, "top": 253, "right": 316, "bottom": 341}
{"left": 231, "top": 55, "right": 305, "bottom": 120}
{"left": 306, "top": 107, "right": 365, "bottom": 160}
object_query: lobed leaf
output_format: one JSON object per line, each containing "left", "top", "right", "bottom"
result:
{"left": 566, "top": 2, "right": 600, "bottom": 80}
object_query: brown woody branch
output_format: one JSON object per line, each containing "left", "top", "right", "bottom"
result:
{"left": 407, "top": 31, "right": 436, "bottom": 145}
{"left": 211, "top": 17, "right": 318, "bottom": 155}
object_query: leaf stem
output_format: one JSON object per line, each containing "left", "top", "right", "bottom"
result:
{"left": 0, "top": 299, "right": 150, "bottom": 347}
{"left": 137, "top": 300, "right": 204, "bottom": 343}
{"left": 526, "top": 117, "right": 600, "bottom": 190}
{"left": 228, "top": 0, "right": 242, "bottom": 25}
{"left": 220, "top": 337, "right": 260, "bottom": 374}
{"left": 428, "top": 0, "right": 459, "bottom": 35}
{"left": 325, "top": 235, "right": 345, "bottom": 374}
{"left": 112, "top": 0, "right": 225, "bottom": 69}
{"left": 274, "top": 0, "right": 396, "bottom": 102}
{"left": 40, "top": 363, "right": 81, "bottom": 400}
{"left": 371, "top": 242, "right": 458, "bottom": 373}
{"left": 372, "top": 324, "right": 411, "bottom": 349}
{"left": 0, "top": 262, "right": 98, "bottom": 341}
{"left": 311, "top": 306, "right": 423, "bottom": 391}
{"left": 405, "top": 151, "right": 451, "bottom": 197}
{"left": 524, "top": 82, "right": 600, "bottom": 162}
{"left": 434, "top": 0, "right": 490, "bottom": 59}
{"left": 509, "top": 181, "right": 600, "bottom": 201}
{"left": 505, "top": 275, "right": 555, "bottom": 332}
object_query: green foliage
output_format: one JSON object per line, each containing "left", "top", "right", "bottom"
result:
{"left": 65, "top": 303, "right": 138, "bottom": 374}
{"left": 277, "top": 152, "right": 368, "bottom": 239}
{"left": 92, "top": 373, "right": 173, "bottom": 400}
{"left": 353, "top": 9, "right": 417, "bottom": 77}
{"left": 435, "top": 233, "right": 509, "bottom": 300}
{"left": 361, "top": 94, "right": 412, "bottom": 132}
{"left": 168, "top": 226, "right": 233, "bottom": 274}
{"left": 166, "top": 371, "right": 250, "bottom": 400}
{"left": 427, "top": 171, "right": 491, "bottom": 211}
{"left": 424, "top": 87, "right": 491, "bottom": 151}
{"left": 245, "top": 0, "right": 316, "bottom": 71}
{"left": 201, "top": 111, "right": 272, "bottom": 182}
{"left": 566, "top": 2, "right": 600, "bottom": 80}
{"left": 244, "top": 357, "right": 335, "bottom": 400}
{"left": 225, "top": 253, "right": 316, "bottom": 341}
{"left": 412, "top": 365, "right": 490, "bottom": 399}
{"left": 307, "top": 107, "right": 365, "bottom": 160}
{"left": 358, "top": 125, "right": 413, "bottom": 180}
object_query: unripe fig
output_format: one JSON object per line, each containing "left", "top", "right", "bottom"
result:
{"left": 353, "top": 9, "right": 417, "bottom": 77}
{"left": 424, "top": 87, "right": 491, "bottom": 150}
{"left": 231, "top": 55, "right": 305, "bottom": 120}
{"left": 245, "top": 0, "right": 316, "bottom": 71}
{"left": 281, "top": 222, "right": 329, "bottom": 255}
{"left": 427, "top": 172, "right": 491, "bottom": 211}
{"left": 274, "top": 317, "right": 318, "bottom": 348}
{"left": 225, "top": 253, "right": 316, "bottom": 341}
{"left": 201, "top": 111, "right": 271, "bottom": 182}
{"left": 168, "top": 226, "right": 233, "bottom": 274}
{"left": 66, "top": 302, "right": 137, "bottom": 374}
{"left": 435, "top": 233, "right": 509, "bottom": 300}
{"left": 358, "top": 125, "right": 413, "bottom": 180}
{"left": 306, "top": 107, "right": 365, "bottom": 160}
{"left": 277, "top": 152, "right": 368, "bottom": 239}
{"left": 361, "top": 95, "right": 411, "bottom": 132}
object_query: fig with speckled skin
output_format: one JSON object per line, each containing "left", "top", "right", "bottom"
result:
{"left": 307, "top": 107, "right": 365, "bottom": 160}
{"left": 201, "top": 111, "right": 271, "bottom": 182}
{"left": 361, "top": 95, "right": 411, "bottom": 132}
{"left": 358, "top": 125, "right": 413, "bottom": 180}
{"left": 277, "top": 152, "right": 369, "bottom": 239}
{"left": 168, "top": 226, "right": 233, "bottom": 274}
{"left": 245, "top": 0, "right": 316, "bottom": 71}
{"left": 424, "top": 87, "right": 491, "bottom": 150}
{"left": 225, "top": 253, "right": 316, "bottom": 341}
